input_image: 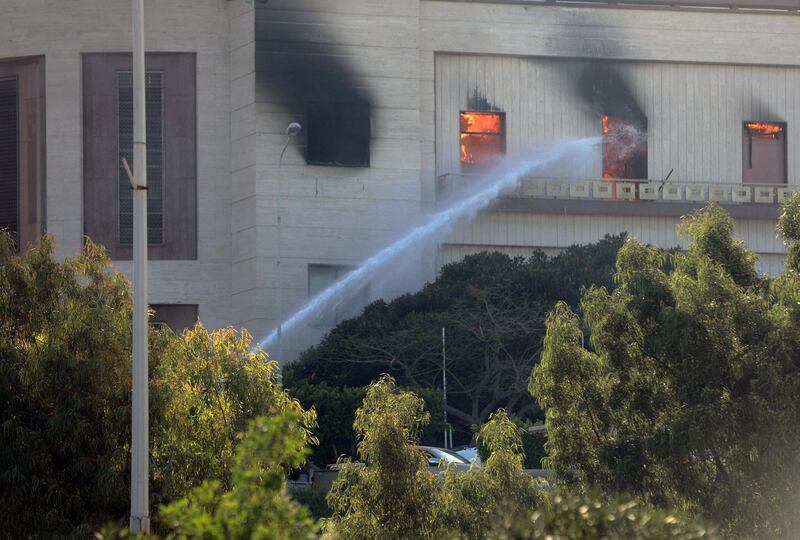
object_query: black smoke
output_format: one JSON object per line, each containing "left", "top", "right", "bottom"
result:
{"left": 578, "top": 62, "right": 646, "bottom": 130}
{"left": 255, "top": 3, "right": 371, "bottom": 166}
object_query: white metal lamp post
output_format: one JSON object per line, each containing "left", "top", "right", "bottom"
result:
{"left": 129, "top": 0, "right": 150, "bottom": 533}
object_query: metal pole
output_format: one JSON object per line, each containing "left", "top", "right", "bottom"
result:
{"left": 275, "top": 123, "right": 300, "bottom": 366}
{"left": 130, "top": 0, "right": 149, "bottom": 533}
{"left": 442, "top": 327, "right": 446, "bottom": 447}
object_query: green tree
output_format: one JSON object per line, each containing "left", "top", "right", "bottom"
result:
{"left": 159, "top": 410, "right": 318, "bottom": 540}
{"left": 324, "top": 380, "right": 546, "bottom": 540}
{"left": 490, "top": 491, "right": 716, "bottom": 539}
{"left": 324, "top": 376, "right": 441, "bottom": 540}
{"left": 0, "top": 233, "right": 313, "bottom": 536}
{"left": 151, "top": 324, "right": 311, "bottom": 504}
{"left": 287, "top": 236, "right": 624, "bottom": 436}
{"left": 531, "top": 204, "right": 800, "bottom": 538}
{"left": 289, "top": 383, "right": 445, "bottom": 466}
{"left": 437, "top": 410, "right": 543, "bottom": 539}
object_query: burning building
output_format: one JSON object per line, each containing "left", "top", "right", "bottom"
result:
{"left": 1, "top": 0, "right": 799, "bottom": 360}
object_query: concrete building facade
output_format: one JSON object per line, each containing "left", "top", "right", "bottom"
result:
{"left": 2, "top": 0, "right": 798, "bottom": 361}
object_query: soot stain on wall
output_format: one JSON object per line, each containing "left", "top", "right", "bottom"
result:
{"left": 466, "top": 87, "right": 502, "bottom": 112}
{"left": 255, "top": 3, "right": 371, "bottom": 166}
{"left": 577, "top": 62, "right": 646, "bottom": 130}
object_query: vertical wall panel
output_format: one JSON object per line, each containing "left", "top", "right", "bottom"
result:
{"left": 437, "top": 53, "right": 800, "bottom": 187}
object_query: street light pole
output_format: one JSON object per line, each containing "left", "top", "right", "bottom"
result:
{"left": 129, "top": 0, "right": 150, "bottom": 533}
{"left": 442, "top": 327, "right": 449, "bottom": 449}
{"left": 276, "top": 122, "right": 301, "bottom": 365}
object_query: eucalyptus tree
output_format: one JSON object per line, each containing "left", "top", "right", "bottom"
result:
{"left": 532, "top": 203, "right": 800, "bottom": 538}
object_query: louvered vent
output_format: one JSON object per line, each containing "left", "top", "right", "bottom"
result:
{"left": 0, "top": 78, "right": 17, "bottom": 245}
{"left": 118, "top": 71, "right": 164, "bottom": 245}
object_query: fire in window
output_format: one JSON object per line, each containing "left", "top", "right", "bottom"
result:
{"left": 460, "top": 111, "right": 505, "bottom": 168}
{"left": 306, "top": 101, "right": 370, "bottom": 167}
{"left": 743, "top": 122, "right": 786, "bottom": 184}
{"left": 602, "top": 115, "right": 647, "bottom": 181}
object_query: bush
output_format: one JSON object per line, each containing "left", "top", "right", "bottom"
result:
{"left": 290, "top": 383, "right": 446, "bottom": 467}
{"left": 475, "top": 415, "right": 547, "bottom": 470}
{"left": 324, "top": 376, "right": 441, "bottom": 540}
{"left": 491, "top": 491, "right": 716, "bottom": 539}
{"left": 0, "top": 233, "right": 312, "bottom": 536}
{"left": 289, "top": 486, "right": 331, "bottom": 521}
{"left": 160, "top": 411, "right": 318, "bottom": 540}
{"left": 531, "top": 205, "right": 800, "bottom": 538}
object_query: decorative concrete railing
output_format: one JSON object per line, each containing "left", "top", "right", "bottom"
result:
{"left": 438, "top": 174, "right": 799, "bottom": 206}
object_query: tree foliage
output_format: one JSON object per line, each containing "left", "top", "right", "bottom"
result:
{"left": 289, "top": 382, "right": 445, "bottom": 466}
{"left": 490, "top": 491, "right": 715, "bottom": 540}
{"left": 159, "top": 411, "right": 318, "bottom": 540}
{"left": 437, "top": 409, "right": 543, "bottom": 539}
{"left": 324, "top": 376, "right": 441, "bottom": 540}
{"left": 0, "top": 233, "right": 313, "bottom": 536}
{"left": 323, "top": 377, "right": 709, "bottom": 540}
{"left": 286, "top": 236, "right": 624, "bottom": 435}
{"left": 531, "top": 204, "right": 800, "bottom": 538}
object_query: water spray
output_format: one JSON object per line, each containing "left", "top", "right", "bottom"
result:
{"left": 256, "top": 136, "right": 603, "bottom": 353}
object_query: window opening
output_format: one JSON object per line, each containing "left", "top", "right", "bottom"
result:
{"left": 306, "top": 101, "right": 370, "bottom": 167}
{"left": 743, "top": 121, "right": 786, "bottom": 185}
{"left": 0, "top": 77, "right": 17, "bottom": 245}
{"left": 460, "top": 111, "right": 505, "bottom": 169}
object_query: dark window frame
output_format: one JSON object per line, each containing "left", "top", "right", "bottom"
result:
{"left": 116, "top": 69, "right": 166, "bottom": 246}
{"left": 150, "top": 303, "right": 198, "bottom": 334}
{"left": 0, "top": 77, "right": 19, "bottom": 245}
{"left": 602, "top": 114, "right": 648, "bottom": 181}
{"left": 83, "top": 53, "right": 197, "bottom": 261}
{"left": 305, "top": 100, "right": 371, "bottom": 167}
{"left": 0, "top": 56, "right": 45, "bottom": 252}
{"left": 742, "top": 121, "right": 787, "bottom": 185}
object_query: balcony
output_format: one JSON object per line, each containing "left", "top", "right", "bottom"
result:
{"left": 437, "top": 174, "right": 795, "bottom": 220}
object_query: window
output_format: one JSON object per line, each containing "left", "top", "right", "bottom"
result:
{"left": 743, "top": 122, "right": 786, "bottom": 184}
{"left": 460, "top": 111, "right": 505, "bottom": 168}
{"left": 602, "top": 115, "right": 647, "bottom": 180}
{"left": 306, "top": 101, "right": 370, "bottom": 167}
{"left": 0, "top": 57, "right": 44, "bottom": 251}
{"left": 117, "top": 71, "right": 164, "bottom": 245}
{"left": 150, "top": 304, "right": 198, "bottom": 333}
{"left": 83, "top": 53, "right": 197, "bottom": 260}
{"left": 0, "top": 77, "right": 17, "bottom": 244}
{"left": 308, "top": 264, "right": 370, "bottom": 327}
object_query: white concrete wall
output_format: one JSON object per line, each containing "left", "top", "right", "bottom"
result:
{"left": 422, "top": 2, "right": 797, "bottom": 277}
{"left": 4, "top": 0, "right": 795, "bottom": 358}
{"left": 251, "top": 0, "right": 427, "bottom": 361}
{"left": 0, "top": 0, "right": 236, "bottom": 329}
{"left": 435, "top": 54, "right": 800, "bottom": 185}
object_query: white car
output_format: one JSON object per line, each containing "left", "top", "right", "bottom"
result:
{"left": 417, "top": 446, "right": 474, "bottom": 472}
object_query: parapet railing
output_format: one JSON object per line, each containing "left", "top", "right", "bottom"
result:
{"left": 437, "top": 174, "right": 798, "bottom": 205}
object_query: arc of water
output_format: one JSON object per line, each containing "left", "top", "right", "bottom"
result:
{"left": 257, "top": 136, "right": 602, "bottom": 353}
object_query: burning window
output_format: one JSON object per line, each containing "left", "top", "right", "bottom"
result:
{"left": 460, "top": 111, "right": 505, "bottom": 168}
{"left": 743, "top": 122, "right": 786, "bottom": 184}
{"left": 602, "top": 115, "right": 647, "bottom": 180}
{"left": 306, "top": 101, "right": 370, "bottom": 167}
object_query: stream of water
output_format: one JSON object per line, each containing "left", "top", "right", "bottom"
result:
{"left": 257, "top": 136, "right": 602, "bottom": 353}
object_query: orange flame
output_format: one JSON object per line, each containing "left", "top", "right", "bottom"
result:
{"left": 745, "top": 122, "right": 784, "bottom": 137}
{"left": 460, "top": 111, "right": 504, "bottom": 166}
{"left": 460, "top": 112, "right": 503, "bottom": 134}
